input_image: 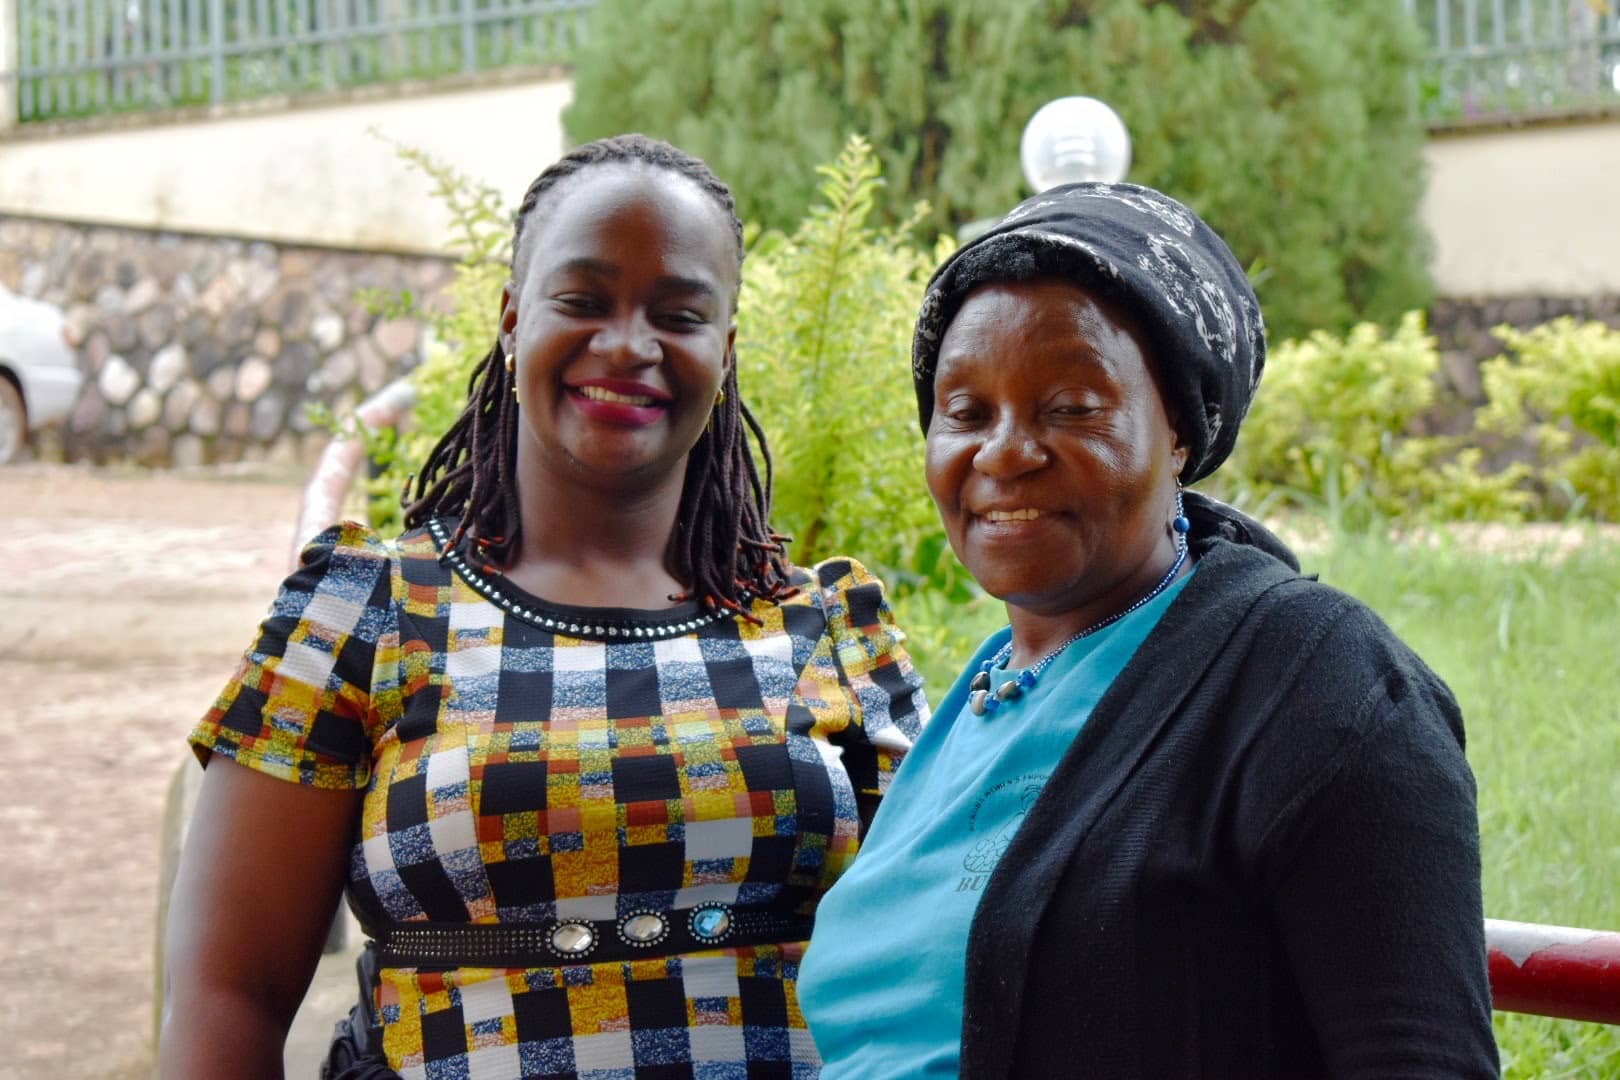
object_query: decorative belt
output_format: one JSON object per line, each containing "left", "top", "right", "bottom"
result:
{"left": 360, "top": 903, "right": 815, "bottom": 968}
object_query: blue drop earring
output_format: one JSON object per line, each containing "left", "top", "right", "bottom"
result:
{"left": 1173, "top": 483, "right": 1190, "bottom": 537}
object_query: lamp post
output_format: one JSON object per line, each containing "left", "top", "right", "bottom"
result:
{"left": 1019, "top": 95, "right": 1132, "bottom": 190}
{"left": 958, "top": 95, "right": 1133, "bottom": 243}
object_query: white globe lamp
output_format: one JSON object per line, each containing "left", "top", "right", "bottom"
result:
{"left": 1019, "top": 95, "right": 1132, "bottom": 192}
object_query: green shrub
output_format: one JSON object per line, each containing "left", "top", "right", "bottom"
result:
{"left": 342, "top": 142, "right": 514, "bottom": 537}
{"left": 1216, "top": 312, "right": 1531, "bottom": 526}
{"left": 736, "top": 137, "right": 946, "bottom": 584}
{"left": 734, "top": 134, "right": 993, "bottom": 689}
{"left": 565, "top": 0, "right": 1432, "bottom": 341}
{"left": 1479, "top": 318, "right": 1620, "bottom": 521}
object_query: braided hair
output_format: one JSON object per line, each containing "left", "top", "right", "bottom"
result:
{"left": 402, "top": 134, "right": 794, "bottom": 616}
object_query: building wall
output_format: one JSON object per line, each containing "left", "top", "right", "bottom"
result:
{"left": 0, "top": 75, "right": 572, "bottom": 254}
{"left": 4, "top": 72, "right": 1617, "bottom": 292}
{"left": 0, "top": 215, "right": 454, "bottom": 467}
{"left": 1421, "top": 119, "right": 1620, "bottom": 298}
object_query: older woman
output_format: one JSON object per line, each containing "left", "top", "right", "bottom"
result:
{"left": 799, "top": 184, "right": 1499, "bottom": 1078}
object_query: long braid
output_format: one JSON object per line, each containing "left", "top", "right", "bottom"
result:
{"left": 403, "top": 134, "right": 793, "bottom": 613}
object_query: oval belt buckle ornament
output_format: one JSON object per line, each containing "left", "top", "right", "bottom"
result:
{"left": 618, "top": 911, "right": 670, "bottom": 948}
{"left": 548, "top": 921, "right": 597, "bottom": 958}
{"left": 688, "top": 903, "right": 734, "bottom": 944}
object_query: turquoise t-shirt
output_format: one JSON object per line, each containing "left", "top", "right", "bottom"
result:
{"left": 798, "top": 571, "right": 1192, "bottom": 1077}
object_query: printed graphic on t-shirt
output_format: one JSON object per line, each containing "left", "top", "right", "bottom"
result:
{"left": 955, "top": 772, "right": 1048, "bottom": 891}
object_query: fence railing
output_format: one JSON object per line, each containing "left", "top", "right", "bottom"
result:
{"left": 5, "top": 0, "right": 594, "bottom": 125}
{"left": 1406, "top": 0, "right": 1620, "bottom": 124}
{"left": 6, "top": 1, "right": 1620, "bottom": 129}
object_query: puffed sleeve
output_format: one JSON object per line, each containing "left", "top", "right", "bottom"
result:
{"left": 812, "top": 557, "right": 930, "bottom": 817}
{"left": 187, "top": 521, "right": 398, "bottom": 790}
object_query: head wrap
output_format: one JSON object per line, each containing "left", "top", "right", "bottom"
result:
{"left": 912, "top": 182, "right": 1265, "bottom": 484}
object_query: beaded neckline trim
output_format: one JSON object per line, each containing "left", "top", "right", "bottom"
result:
{"left": 427, "top": 518, "right": 728, "bottom": 642}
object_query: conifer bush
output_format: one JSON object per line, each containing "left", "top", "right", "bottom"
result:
{"left": 564, "top": 0, "right": 1433, "bottom": 340}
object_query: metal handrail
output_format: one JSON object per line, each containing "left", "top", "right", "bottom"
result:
{"left": 1405, "top": 0, "right": 1620, "bottom": 124}
{"left": 6, "top": 0, "right": 596, "bottom": 124}
{"left": 1488, "top": 918, "right": 1620, "bottom": 1025}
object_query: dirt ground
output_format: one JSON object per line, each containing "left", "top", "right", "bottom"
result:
{"left": 0, "top": 463, "right": 314, "bottom": 1079}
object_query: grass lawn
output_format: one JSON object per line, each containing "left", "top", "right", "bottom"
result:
{"left": 1311, "top": 529, "right": 1620, "bottom": 1078}
{"left": 898, "top": 525, "right": 1620, "bottom": 1077}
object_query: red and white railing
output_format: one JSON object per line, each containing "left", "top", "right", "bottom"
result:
{"left": 1488, "top": 919, "right": 1620, "bottom": 1025}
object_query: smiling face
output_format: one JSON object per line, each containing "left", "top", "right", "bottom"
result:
{"left": 499, "top": 164, "right": 739, "bottom": 496}
{"left": 925, "top": 278, "right": 1189, "bottom": 622}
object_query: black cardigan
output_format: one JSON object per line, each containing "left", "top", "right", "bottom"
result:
{"left": 960, "top": 496, "right": 1499, "bottom": 1078}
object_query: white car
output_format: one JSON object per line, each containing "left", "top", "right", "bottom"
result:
{"left": 0, "top": 284, "right": 83, "bottom": 464}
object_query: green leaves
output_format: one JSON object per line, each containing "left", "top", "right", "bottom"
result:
{"left": 566, "top": 0, "right": 1431, "bottom": 342}
{"left": 734, "top": 136, "right": 992, "bottom": 693}
{"left": 738, "top": 135, "right": 943, "bottom": 578}
{"left": 1216, "top": 311, "right": 1620, "bottom": 526}
{"left": 1481, "top": 319, "right": 1620, "bottom": 519}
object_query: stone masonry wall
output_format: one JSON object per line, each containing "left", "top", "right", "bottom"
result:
{"left": 0, "top": 215, "right": 455, "bottom": 468}
{"left": 4, "top": 213, "right": 1618, "bottom": 471}
{"left": 1429, "top": 294, "right": 1620, "bottom": 404}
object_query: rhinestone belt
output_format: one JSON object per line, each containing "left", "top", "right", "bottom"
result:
{"left": 362, "top": 903, "right": 815, "bottom": 968}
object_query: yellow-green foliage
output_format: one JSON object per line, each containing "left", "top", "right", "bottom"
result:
{"left": 738, "top": 136, "right": 949, "bottom": 583}
{"left": 1218, "top": 312, "right": 1531, "bottom": 525}
{"left": 357, "top": 142, "right": 513, "bottom": 535}
{"left": 1480, "top": 318, "right": 1620, "bottom": 520}
{"left": 736, "top": 135, "right": 994, "bottom": 684}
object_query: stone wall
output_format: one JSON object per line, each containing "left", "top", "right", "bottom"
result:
{"left": 0, "top": 215, "right": 455, "bottom": 467}
{"left": 5, "top": 212, "right": 1618, "bottom": 471}
{"left": 1429, "top": 293, "right": 1620, "bottom": 405}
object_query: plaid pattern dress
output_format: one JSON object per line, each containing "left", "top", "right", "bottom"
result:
{"left": 189, "top": 521, "right": 928, "bottom": 1080}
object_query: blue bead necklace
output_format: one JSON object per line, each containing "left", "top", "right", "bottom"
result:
{"left": 968, "top": 492, "right": 1192, "bottom": 718}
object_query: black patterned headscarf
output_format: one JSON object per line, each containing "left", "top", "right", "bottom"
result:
{"left": 912, "top": 182, "right": 1266, "bottom": 484}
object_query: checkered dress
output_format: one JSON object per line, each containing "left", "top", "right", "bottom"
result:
{"left": 189, "top": 521, "right": 928, "bottom": 1079}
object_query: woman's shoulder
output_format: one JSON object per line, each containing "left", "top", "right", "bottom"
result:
{"left": 1194, "top": 542, "right": 1460, "bottom": 738}
{"left": 289, "top": 519, "right": 438, "bottom": 597}
{"left": 1194, "top": 536, "right": 1377, "bottom": 640}
{"left": 768, "top": 557, "right": 906, "bottom": 648}
{"left": 296, "top": 519, "right": 393, "bottom": 561}
{"left": 796, "top": 555, "right": 900, "bottom": 619}
{"left": 807, "top": 555, "right": 886, "bottom": 591}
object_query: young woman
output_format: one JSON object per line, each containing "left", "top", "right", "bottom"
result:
{"left": 160, "top": 134, "right": 928, "bottom": 1080}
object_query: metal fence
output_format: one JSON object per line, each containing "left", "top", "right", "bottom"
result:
{"left": 8, "top": 1, "right": 1620, "bottom": 128}
{"left": 8, "top": 0, "right": 595, "bottom": 124}
{"left": 1407, "top": 0, "right": 1620, "bottom": 123}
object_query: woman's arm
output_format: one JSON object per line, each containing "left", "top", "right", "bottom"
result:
{"left": 813, "top": 558, "right": 930, "bottom": 834}
{"left": 1268, "top": 674, "right": 1498, "bottom": 1079}
{"left": 158, "top": 757, "right": 361, "bottom": 1079}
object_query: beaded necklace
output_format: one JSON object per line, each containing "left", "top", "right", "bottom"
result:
{"left": 968, "top": 492, "right": 1192, "bottom": 718}
{"left": 427, "top": 517, "right": 728, "bottom": 641}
